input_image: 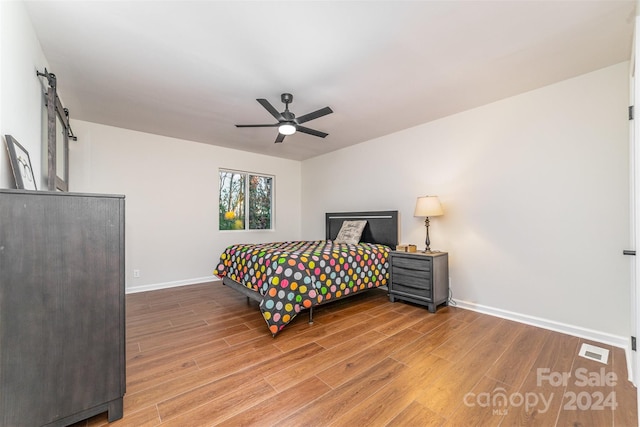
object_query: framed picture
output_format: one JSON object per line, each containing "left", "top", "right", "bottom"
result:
{"left": 4, "top": 135, "right": 37, "bottom": 190}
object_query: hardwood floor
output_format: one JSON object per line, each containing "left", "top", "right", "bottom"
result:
{"left": 78, "top": 281, "right": 637, "bottom": 426}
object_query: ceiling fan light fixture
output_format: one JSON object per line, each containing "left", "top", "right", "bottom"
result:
{"left": 278, "top": 123, "right": 296, "bottom": 135}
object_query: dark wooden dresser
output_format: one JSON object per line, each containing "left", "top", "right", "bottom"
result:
{"left": 0, "top": 190, "right": 125, "bottom": 426}
{"left": 388, "top": 251, "right": 449, "bottom": 312}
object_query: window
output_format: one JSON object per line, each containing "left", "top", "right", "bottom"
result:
{"left": 219, "top": 169, "right": 273, "bottom": 230}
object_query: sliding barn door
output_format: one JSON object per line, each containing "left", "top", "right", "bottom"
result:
{"left": 631, "top": 15, "right": 640, "bottom": 405}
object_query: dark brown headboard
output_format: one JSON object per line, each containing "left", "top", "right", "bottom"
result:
{"left": 325, "top": 210, "right": 398, "bottom": 248}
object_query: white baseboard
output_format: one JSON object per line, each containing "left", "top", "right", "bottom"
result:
{"left": 126, "top": 275, "right": 219, "bottom": 294}
{"left": 454, "top": 299, "right": 633, "bottom": 382}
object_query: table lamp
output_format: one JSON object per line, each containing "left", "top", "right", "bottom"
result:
{"left": 414, "top": 195, "right": 443, "bottom": 252}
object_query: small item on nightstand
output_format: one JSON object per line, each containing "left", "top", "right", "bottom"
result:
{"left": 396, "top": 244, "right": 408, "bottom": 252}
{"left": 407, "top": 244, "right": 417, "bottom": 252}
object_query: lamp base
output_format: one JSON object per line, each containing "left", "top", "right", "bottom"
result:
{"left": 424, "top": 217, "right": 432, "bottom": 252}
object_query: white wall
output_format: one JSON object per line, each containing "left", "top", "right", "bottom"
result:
{"left": 302, "top": 62, "right": 630, "bottom": 343}
{"left": 69, "top": 121, "right": 301, "bottom": 292}
{"left": 0, "top": 1, "right": 49, "bottom": 190}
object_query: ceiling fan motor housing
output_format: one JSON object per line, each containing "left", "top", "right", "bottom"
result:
{"left": 281, "top": 93, "right": 293, "bottom": 104}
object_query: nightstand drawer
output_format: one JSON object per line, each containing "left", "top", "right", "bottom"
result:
{"left": 392, "top": 266, "right": 430, "bottom": 281}
{"left": 391, "top": 256, "right": 432, "bottom": 271}
{"left": 391, "top": 270, "right": 431, "bottom": 288}
{"left": 391, "top": 282, "right": 432, "bottom": 299}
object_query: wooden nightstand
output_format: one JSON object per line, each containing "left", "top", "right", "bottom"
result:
{"left": 388, "top": 251, "right": 449, "bottom": 312}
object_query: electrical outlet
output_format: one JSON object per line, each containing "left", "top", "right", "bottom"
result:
{"left": 133, "top": 269, "right": 140, "bottom": 278}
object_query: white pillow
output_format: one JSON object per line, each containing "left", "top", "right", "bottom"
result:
{"left": 334, "top": 220, "right": 367, "bottom": 244}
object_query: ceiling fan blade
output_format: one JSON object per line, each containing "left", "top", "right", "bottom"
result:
{"left": 235, "top": 123, "right": 279, "bottom": 128}
{"left": 296, "top": 106, "right": 333, "bottom": 124}
{"left": 297, "top": 126, "right": 328, "bottom": 138}
{"left": 275, "top": 133, "right": 286, "bottom": 143}
{"left": 257, "top": 99, "right": 284, "bottom": 121}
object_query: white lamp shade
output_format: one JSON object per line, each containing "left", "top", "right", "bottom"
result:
{"left": 278, "top": 123, "right": 296, "bottom": 135}
{"left": 414, "top": 196, "right": 443, "bottom": 217}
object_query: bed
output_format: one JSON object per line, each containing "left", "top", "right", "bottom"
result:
{"left": 213, "top": 210, "right": 398, "bottom": 335}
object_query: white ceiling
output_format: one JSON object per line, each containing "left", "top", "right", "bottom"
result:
{"left": 24, "top": 1, "right": 636, "bottom": 161}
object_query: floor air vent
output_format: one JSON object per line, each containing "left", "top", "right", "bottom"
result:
{"left": 578, "top": 343, "right": 609, "bottom": 364}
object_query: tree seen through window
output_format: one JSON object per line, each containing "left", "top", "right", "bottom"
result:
{"left": 219, "top": 170, "right": 272, "bottom": 230}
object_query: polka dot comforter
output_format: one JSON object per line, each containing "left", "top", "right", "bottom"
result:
{"left": 214, "top": 240, "right": 391, "bottom": 335}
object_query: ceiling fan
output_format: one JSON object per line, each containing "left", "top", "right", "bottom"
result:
{"left": 235, "top": 93, "right": 333, "bottom": 143}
